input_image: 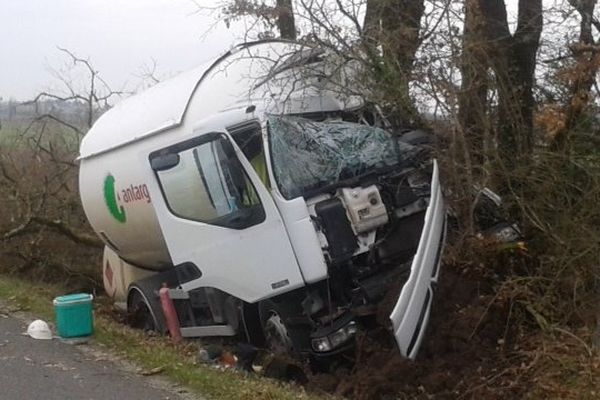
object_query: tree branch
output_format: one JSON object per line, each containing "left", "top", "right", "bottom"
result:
{"left": 30, "top": 217, "right": 103, "bottom": 248}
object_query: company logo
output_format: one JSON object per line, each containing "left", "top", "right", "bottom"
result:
{"left": 103, "top": 174, "right": 152, "bottom": 223}
{"left": 104, "top": 174, "right": 127, "bottom": 223}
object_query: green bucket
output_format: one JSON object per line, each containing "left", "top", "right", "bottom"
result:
{"left": 53, "top": 293, "right": 94, "bottom": 338}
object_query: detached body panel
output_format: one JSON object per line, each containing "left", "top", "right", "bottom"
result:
{"left": 390, "top": 161, "right": 446, "bottom": 359}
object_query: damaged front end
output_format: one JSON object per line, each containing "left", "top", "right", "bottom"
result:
{"left": 268, "top": 116, "right": 447, "bottom": 359}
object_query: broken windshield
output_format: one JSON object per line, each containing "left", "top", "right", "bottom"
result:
{"left": 268, "top": 115, "right": 400, "bottom": 199}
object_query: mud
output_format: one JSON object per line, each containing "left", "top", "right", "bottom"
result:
{"left": 310, "top": 260, "right": 526, "bottom": 400}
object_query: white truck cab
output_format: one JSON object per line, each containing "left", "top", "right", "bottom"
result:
{"left": 79, "top": 40, "right": 446, "bottom": 359}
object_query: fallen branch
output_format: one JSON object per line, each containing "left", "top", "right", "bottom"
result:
{"left": 4, "top": 216, "right": 103, "bottom": 249}
{"left": 3, "top": 219, "right": 34, "bottom": 240}
{"left": 30, "top": 216, "right": 103, "bottom": 248}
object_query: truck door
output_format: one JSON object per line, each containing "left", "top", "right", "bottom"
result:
{"left": 148, "top": 132, "right": 304, "bottom": 303}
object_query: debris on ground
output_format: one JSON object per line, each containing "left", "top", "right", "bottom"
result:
{"left": 141, "top": 366, "right": 166, "bottom": 376}
{"left": 26, "top": 319, "right": 53, "bottom": 340}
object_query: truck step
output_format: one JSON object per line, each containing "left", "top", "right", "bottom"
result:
{"left": 180, "top": 325, "right": 236, "bottom": 337}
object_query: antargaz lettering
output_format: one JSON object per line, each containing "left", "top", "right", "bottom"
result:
{"left": 121, "top": 184, "right": 151, "bottom": 204}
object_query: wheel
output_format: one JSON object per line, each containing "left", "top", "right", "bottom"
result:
{"left": 126, "top": 271, "right": 176, "bottom": 335}
{"left": 128, "top": 289, "right": 160, "bottom": 333}
{"left": 260, "top": 300, "right": 293, "bottom": 354}
{"left": 259, "top": 299, "right": 308, "bottom": 356}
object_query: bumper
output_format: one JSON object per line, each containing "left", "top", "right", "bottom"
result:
{"left": 390, "top": 159, "right": 446, "bottom": 359}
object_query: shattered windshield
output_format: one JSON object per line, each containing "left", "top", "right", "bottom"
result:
{"left": 268, "top": 115, "right": 400, "bottom": 199}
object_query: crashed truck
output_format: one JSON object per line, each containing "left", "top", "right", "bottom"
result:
{"left": 78, "top": 40, "right": 446, "bottom": 360}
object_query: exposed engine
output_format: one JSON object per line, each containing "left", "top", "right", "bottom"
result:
{"left": 300, "top": 161, "right": 434, "bottom": 354}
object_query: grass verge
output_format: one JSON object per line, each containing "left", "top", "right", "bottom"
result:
{"left": 0, "top": 274, "right": 323, "bottom": 400}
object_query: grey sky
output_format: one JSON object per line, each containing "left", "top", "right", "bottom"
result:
{"left": 1, "top": 0, "right": 520, "bottom": 101}
{"left": 0, "top": 0, "right": 241, "bottom": 100}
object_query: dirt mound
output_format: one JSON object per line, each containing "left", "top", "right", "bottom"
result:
{"left": 311, "top": 260, "right": 526, "bottom": 399}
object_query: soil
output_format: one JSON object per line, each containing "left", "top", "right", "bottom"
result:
{"left": 309, "top": 260, "right": 527, "bottom": 400}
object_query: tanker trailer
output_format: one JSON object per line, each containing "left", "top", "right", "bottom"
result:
{"left": 79, "top": 40, "right": 446, "bottom": 359}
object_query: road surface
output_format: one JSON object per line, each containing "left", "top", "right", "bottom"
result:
{"left": 0, "top": 308, "right": 198, "bottom": 400}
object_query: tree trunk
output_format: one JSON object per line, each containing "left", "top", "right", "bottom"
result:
{"left": 362, "top": 0, "right": 425, "bottom": 125}
{"left": 276, "top": 0, "right": 296, "bottom": 40}
{"left": 553, "top": 0, "right": 599, "bottom": 148}
{"left": 459, "top": 0, "right": 490, "bottom": 166}
{"left": 476, "top": 0, "right": 543, "bottom": 166}
{"left": 571, "top": 0, "right": 596, "bottom": 44}
{"left": 380, "top": 0, "right": 425, "bottom": 84}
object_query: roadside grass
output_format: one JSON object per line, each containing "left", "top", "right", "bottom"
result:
{"left": 0, "top": 274, "right": 324, "bottom": 400}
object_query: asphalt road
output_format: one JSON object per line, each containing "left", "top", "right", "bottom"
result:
{"left": 0, "top": 310, "right": 197, "bottom": 400}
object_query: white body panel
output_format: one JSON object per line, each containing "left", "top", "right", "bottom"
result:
{"left": 271, "top": 193, "right": 328, "bottom": 283}
{"left": 390, "top": 160, "right": 446, "bottom": 359}
{"left": 82, "top": 105, "right": 308, "bottom": 302}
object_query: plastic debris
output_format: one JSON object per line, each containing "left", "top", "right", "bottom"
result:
{"left": 26, "top": 319, "right": 52, "bottom": 340}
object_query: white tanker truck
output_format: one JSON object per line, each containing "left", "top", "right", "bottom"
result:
{"left": 79, "top": 40, "right": 446, "bottom": 360}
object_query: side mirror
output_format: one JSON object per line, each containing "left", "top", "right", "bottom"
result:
{"left": 151, "top": 153, "right": 180, "bottom": 171}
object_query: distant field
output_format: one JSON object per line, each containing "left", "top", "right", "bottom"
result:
{"left": 0, "top": 119, "right": 82, "bottom": 150}
{"left": 0, "top": 122, "right": 24, "bottom": 145}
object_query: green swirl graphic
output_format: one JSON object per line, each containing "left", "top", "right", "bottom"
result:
{"left": 103, "top": 174, "right": 127, "bottom": 223}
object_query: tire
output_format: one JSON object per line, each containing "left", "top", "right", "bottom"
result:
{"left": 259, "top": 299, "right": 308, "bottom": 356}
{"left": 126, "top": 270, "right": 177, "bottom": 335}
{"left": 127, "top": 287, "right": 164, "bottom": 333}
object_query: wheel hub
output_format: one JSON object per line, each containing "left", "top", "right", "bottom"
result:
{"left": 264, "top": 312, "right": 293, "bottom": 354}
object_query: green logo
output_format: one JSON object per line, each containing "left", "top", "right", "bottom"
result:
{"left": 103, "top": 174, "right": 127, "bottom": 223}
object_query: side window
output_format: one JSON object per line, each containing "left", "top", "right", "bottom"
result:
{"left": 150, "top": 135, "right": 265, "bottom": 229}
{"left": 230, "top": 125, "right": 270, "bottom": 189}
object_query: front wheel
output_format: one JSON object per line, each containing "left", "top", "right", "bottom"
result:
{"left": 127, "top": 289, "right": 160, "bottom": 333}
{"left": 259, "top": 300, "right": 307, "bottom": 356}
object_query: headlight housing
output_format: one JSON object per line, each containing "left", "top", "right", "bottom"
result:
{"left": 311, "top": 321, "right": 357, "bottom": 352}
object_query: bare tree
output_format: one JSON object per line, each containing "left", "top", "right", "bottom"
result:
{"left": 28, "top": 47, "right": 124, "bottom": 130}
{"left": 221, "top": 0, "right": 297, "bottom": 39}
{"left": 459, "top": 0, "right": 543, "bottom": 168}
{"left": 551, "top": 0, "right": 599, "bottom": 147}
{"left": 0, "top": 48, "right": 123, "bottom": 287}
{"left": 458, "top": 0, "right": 490, "bottom": 166}
{"left": 363, "top": 0, "right": 426, "bottom": 122}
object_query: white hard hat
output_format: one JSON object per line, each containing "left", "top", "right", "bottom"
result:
{"left": 27, "top": 319, "right": 52, "bottom": 340}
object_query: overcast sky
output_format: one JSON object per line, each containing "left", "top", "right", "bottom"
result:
{"left": 0, "top": 0, "right": 243, "bottom": 100}
{"left": 0, "top": 0, "right": 520, "bottom": 101}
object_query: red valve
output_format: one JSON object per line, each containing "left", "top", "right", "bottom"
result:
{"left": 159, "top": 286, "right": 182, "bottom": 343}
